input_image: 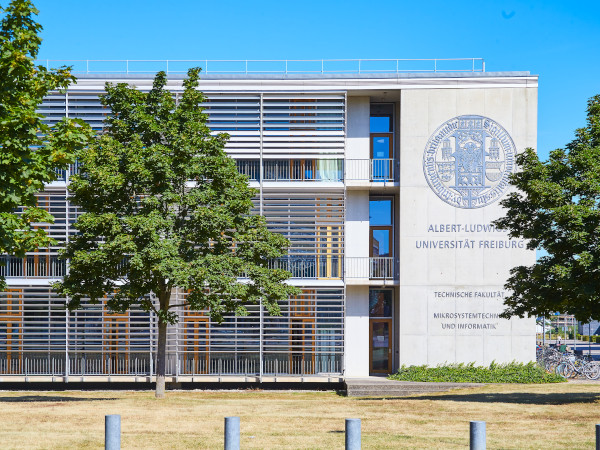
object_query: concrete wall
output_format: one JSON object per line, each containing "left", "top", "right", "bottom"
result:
{"left": 398, "top": 87, "right": 538, "bottom": 366}
{"left": 345, "top": 285, "right": 370, "bottom": 377}
{"left": 346, "top": 96, "right": 370, "bottom": 160}
{"left": 345, "top": 190, "right": 370, "bottom": 259}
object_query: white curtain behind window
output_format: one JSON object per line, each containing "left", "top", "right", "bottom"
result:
{"left": 316, "top": 159, "right": 342, "bottom": 181}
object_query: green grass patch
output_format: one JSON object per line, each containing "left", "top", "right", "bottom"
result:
{"left": 388, "top": 362, "right": 566, "bottom": 383}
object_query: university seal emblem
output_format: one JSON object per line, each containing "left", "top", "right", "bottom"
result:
{"left": 423, "top": 115, "right": 516, "bottom": 209}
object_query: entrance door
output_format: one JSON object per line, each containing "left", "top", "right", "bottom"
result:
{"left": 370, "top": 319, "right": 392, "bottom": 374}
{"left": 0, "top": 289, "right": 22, "bottom": 374}
{"left": 370, "top": 133, "right": 393, "bottom": 181}
{"left": 290, "top": 319, "right": 315, "bottom": 374}
{"left": 104, "top": 314, "right": 129, "bottom": 374}
{"left": 370, "top": 226, "right": 392, "bottom": 278}
{"left": 183, "top": 315, "right": 209, "bottom": 374}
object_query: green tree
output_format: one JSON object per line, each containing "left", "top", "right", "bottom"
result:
{"left": 0, "top": 0, "right": 91, "bottom": 288}
{"left": 493, "top": 94, "right": 600, "bottom": 321}
{"left": 55, "top": 68, "right": 300, "bottom": 398}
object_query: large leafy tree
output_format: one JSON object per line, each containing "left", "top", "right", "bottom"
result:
{"left": 0, "top": 0, "right": 91, "bottom": 288}
{"left": 493, "top": 94, "right": 600, "bottom": 321}
{"left": 55, "top": 68, "right": 300, "bottom": 398}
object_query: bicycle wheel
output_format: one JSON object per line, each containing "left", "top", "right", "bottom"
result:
{"left": 583, "top": 362, "right": 600, "bottom": 380}
{"left": 556, "top": 362, "right": 574, "bottom": 378}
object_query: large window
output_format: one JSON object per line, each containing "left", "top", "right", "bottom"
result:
{"left": 369, "top": 289, "right": 393, "bottom": 373}
{"left": 369, "top": 198, "right": 393, "bottom": 258}
{"left": 370, "top": 104, "right": 394, "bottom": 181}
{"left": 370, "top": 104, "right": 393, "bottom": 133}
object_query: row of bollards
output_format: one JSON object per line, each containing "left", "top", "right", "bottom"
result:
{"left": 104, "top": 415, "right": 362, "bottom": 450}
{"left": 102, "top": 415, "right": 600, "bottom": 449}
{"left": 225, "top": 416, "right": 362, "bottom": 450}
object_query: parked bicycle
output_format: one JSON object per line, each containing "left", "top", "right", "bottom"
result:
{"left": 536, "top": 345, "right": 600, "bottom": 380}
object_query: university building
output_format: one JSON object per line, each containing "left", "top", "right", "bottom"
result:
{"left": 0, "top": 59, "right": 537, "bottom": 382}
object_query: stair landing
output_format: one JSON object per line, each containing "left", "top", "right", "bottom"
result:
{"left": 345, "top": 377, "right": 482, "bottom": 397}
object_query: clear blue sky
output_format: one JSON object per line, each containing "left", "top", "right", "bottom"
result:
{"left": 32, "top": 0, "right": 600, "bottom": 160}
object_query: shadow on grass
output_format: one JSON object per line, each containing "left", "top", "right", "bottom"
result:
{"left": 357, "top": 391, "right": 600, "bottom": 405}
{"left": 0, "top": 396, "right": 118, "bottom": 402}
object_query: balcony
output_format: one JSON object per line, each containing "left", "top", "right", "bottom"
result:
{"left": 268, "top": 256, "right": 342, "bottom": 280}
{"left": 344, "top": 257, "right": 398, "bottom": 285}
{"left": 236, "top": 159, "right": 343, "bottom": 183}
{"left": 52, "top": 163, "right": 82, "bottom": 182}
{"left": 345, "top": 159, "right": 397, "bottom": 188}
{"left": 0, "top": 255, "right": 66, "bottom": 278}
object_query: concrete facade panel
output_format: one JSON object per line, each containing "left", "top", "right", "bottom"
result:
{"left": 398, "top": 86, "right": 537, "bottom": 367}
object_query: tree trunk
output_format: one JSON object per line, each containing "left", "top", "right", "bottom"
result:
{"left": 155, "top": 319, "right": 168, "bottom": 399}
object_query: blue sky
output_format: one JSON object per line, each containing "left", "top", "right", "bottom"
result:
{"left": 32, "top": 0, "right": 600, "bottom": 160}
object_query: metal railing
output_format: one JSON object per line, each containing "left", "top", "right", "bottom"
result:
{"left": 0, "top": 354, "right": 343, "bottom": 377}
{"left": 0, "top": 255, "right": 66, "bottom": 278}
{"left": 35, "top": 58, "right": 485, "bottom": 75}
{"left": 345, "top": 257, "right": 397, "bottom": 280}
{"left": 53, "top": 163, "right": 82, "bottom": 182}
{"left": 236, "top": 160, "right": 260, "bottom": 181}
{"left": 236, "top": 159, "right": 344, "bottom": 182}
{"left": 345, "top": 159, "right": 397, "bottom": 182}
{"left": 268, "top": 256, "right": 342, "bottom": 279}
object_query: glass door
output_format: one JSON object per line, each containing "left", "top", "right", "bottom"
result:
{"left": 104, "top": 315, "right": 129, "bottom": 374}
{"left": 0, "top": 290, "right": 22, "bottom": 374}
{"left": 290, "top": 319, "right": 315, "bottom": 374}
{"left": 370, "top": 133, "right": 393, "bottom": 181}
{"left": 370, "top": 319, "right": 392, "bottom": 373}
{"left": 183, "top": 315, "right": 209, "bottom": 374}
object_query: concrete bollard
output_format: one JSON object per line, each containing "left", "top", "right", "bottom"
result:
{"left": 596, "top": 424, "right": 600, "bottom": 450}
{"left": 105, "top": 414, "right": 121, "bottom": 450}
{"left": 470, "top": 421, "right": 486, "bottom": 450}
{"left": 224, "top": 416, "right": 240, "bottom": 450}
{"left": 345, "top": 418, "right": 361, "bottom": 450}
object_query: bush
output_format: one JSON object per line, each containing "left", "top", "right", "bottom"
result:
{"left": 388, "top": 362, "right": 565, "bottom": 384}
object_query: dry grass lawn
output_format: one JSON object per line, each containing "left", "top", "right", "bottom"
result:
{"left": 0, "top": 382, "right": 599, "bottom": 449}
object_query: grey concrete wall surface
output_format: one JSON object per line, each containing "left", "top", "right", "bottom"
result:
{"left": 398, "top": 86, "right": 537, "bottom": 366}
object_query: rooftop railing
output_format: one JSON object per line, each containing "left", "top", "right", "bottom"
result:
{"left": 34, "top": 58, "right": 485, "bottom": 75}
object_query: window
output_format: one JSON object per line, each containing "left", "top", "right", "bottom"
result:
{"left": 370, "top": 104, "right": 394, "bottom": 180}
{"left": 370, "top": 104, "right": 393, "bottom": 133}
{"left": 369, "top": 198, "right": 393, "bottom": 258}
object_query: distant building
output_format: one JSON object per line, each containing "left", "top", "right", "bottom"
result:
{"left": 0, "top": 59, "right": 537, "bottom": 382}
{"left": 579, "top": 321, "right": 600, "bottom": 336}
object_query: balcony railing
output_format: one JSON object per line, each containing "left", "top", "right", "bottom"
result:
{"left": 0, "top": 353, "right": 343, "bottom": 377}
{"left": 0, "top": 255, "right": 66, "bottom": 278}
{"left": 345, "top": 159, "right": 397, "bottom": 182}
{"left": 344, "top": 257, "right": 397, "bottom": 280}
{"left": 53, "top": 162, "right": 82, "bottom": 182}
{"left": 237, "top": 159, "right": 344, "bottom": 182}
{"left": 268, "top": 256, "right": 342, "bottom": 279}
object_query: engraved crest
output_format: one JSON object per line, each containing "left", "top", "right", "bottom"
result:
{"left": 423, "top": 115, "right": 516, "bottom": 209}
